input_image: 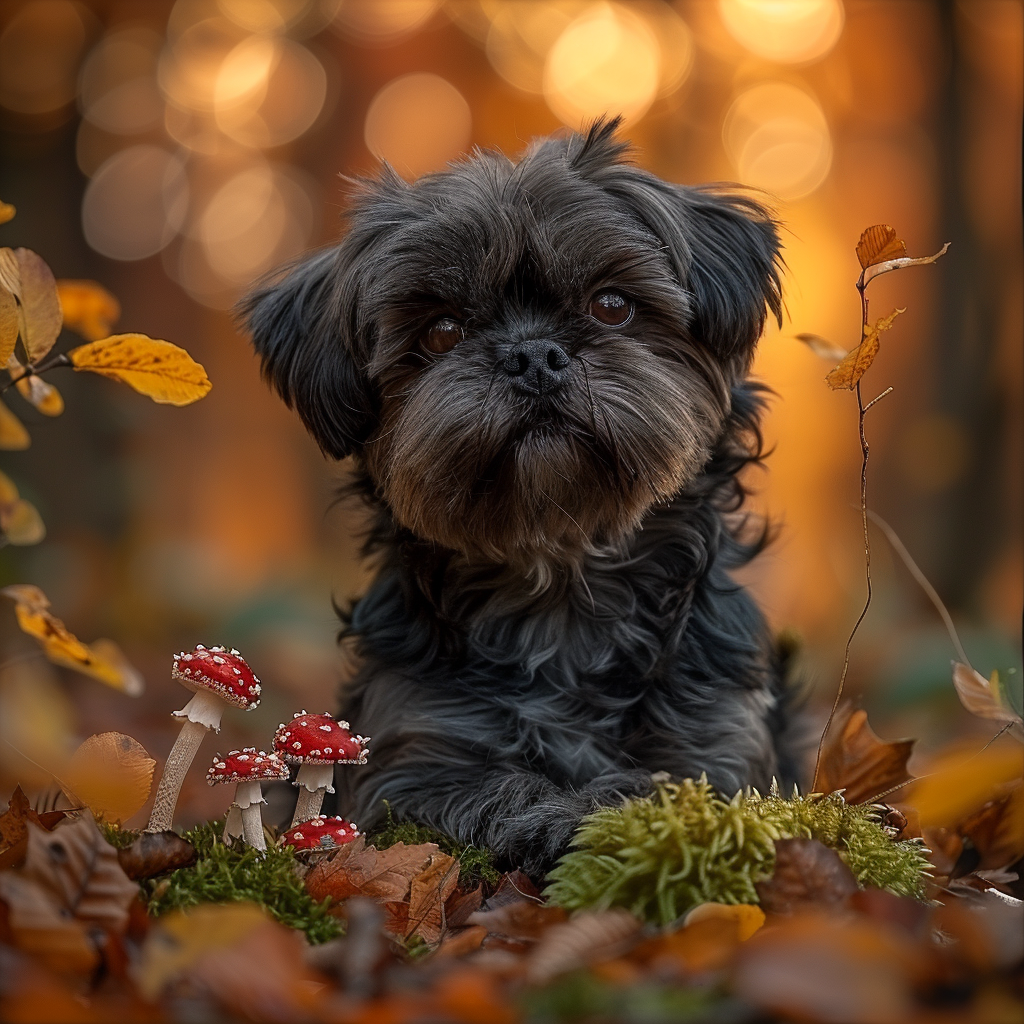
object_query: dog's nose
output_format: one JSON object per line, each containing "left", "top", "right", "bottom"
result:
{"left": 502, "top": 339, "right": 571, "bottom": 395}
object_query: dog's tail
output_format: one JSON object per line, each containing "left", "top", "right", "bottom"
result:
{"left": 767, "top": 628, "right": 814, "bottom": 792}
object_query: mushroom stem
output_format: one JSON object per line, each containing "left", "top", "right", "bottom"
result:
{"left": 223, "top": 805, "right": 243, "bottom": 844}
{"left": 234, "top": 780, "right": 267, "bottom": 852}
{"left": 292, "top": 786, "right": 325, "bottom": 826}
{"left": 147, "top": 719, "right": 209, "bottom": 832}
{"left": 290, "top": 762, "right": 335, "bottom": 826}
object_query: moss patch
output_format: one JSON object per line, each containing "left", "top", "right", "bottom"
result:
{"left": 139, "top": 821, "right": 342, "bottom": 945}
{"left": 544, "top": 778, "right": 931, "bottom": 926}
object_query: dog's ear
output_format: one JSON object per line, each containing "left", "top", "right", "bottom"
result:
{"left": 239, "top": 247, "right": 375, "bottom": 460}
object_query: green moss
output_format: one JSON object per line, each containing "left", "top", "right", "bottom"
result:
{"left": 544, "top": 778, "right": 931, "bottom": 926}
{"left": 98, "top": 821, "right": 139, "bottom": 849}
{"left": 370, "top": 805, "right": 500, "bottom": 888}
{"left": 141, "top": 821, "right": 342, "bottom": 945}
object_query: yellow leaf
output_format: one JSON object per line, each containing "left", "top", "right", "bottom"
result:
{"left": 1, "top": 584, "right": 144, "bottom": 695}
{"left": 0, "top": 498, "right": 45, "bottom": 545}
{"left": 825, "top": 308, "right": 905, "bottom": 390}
{"left": 0, "top": 201, "right": 15, "bottom": 225}
{"left": 14, "top": 374, "right": 63, "bottom": 416}
{"left": 911, "top": 745, "right": 1024, "bottom": 828}
{"left": 0, "top": 248, "right": 19, "bottom": 295}
{"left": 0, "top": 398, "right": 30, "bottom": 449}
{"left": 683, "top": 902, "right": 765, "bottom": 940}
{"left": 13, "top": 249, "right": 62, "bottom": 362}
{"left": 856, "top": 224, "right": 907, "bottom": 269}
{"left": 69, "top": 334, "right": 212, "bottom": 406}
{"left": 62, "top": 733, "right": 155, "bottom": 823}
{"left": 0, "top": 286, "right": 17, "bottom": 365}
{"left": 0, "top": 467, "right": 18, "bottom": 503}
{"left": 56, "top": 280, "right": 120, "bottom": 341}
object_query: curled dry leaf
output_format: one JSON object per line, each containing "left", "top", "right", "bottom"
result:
{"left": 525, "top": 908, "right": 642, "bottom": 985}
{"left": 14, "top": 373, "right": 63, "bottom": 417}
{"left": 795, "top": 333, "right": 848, "bottom": 361}
{"left": 62, "top": 732, "right": 156, "bottom": 824}
{"left": 0, "top": 200, "right": 15, "bottom": 224}
{"left": 0, "top": 398, "right": 30, "bottom": 449}
{"left": 755, "top": 838, "right": 860, "bottom": 915}
{"left": 55, "top": 279, "right": 120, "bottom": 341}
{"left": 862, "top": 242, "right": 951, "bottom": 287}
{"left": 826, "top": 307, "right": 905, "bottom": 390}
{"left": 856, "top": 224, "right": 907, "bottom": 269}
{"left": 952, "top": 662, "right": 1024, "bottom": 741}
{"left": 816, "top": 705, "right": 915, "bottom": 804}
{"left": 69, "top": 334, "right": 212, "bottom": 406}
{"left": 911, "top": 745, "right": 1024, "bottom": 828}
{"left": 11, "top": 248, "right": 62, "bottom": 362}
{"left": 0, "top": 785, "right": 66, "bottom": 870}
{"left": 1, "top": 583, "right": 145, "bottom": 695}
{"left": 117, "top": 829, "right": 197, "bottom": 880}
{"left": 0, "top": 285, "right": 17, "bottom": 365}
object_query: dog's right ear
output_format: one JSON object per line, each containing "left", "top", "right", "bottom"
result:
{"left": 239, "top": 247, "right": 374, "bottom": 460}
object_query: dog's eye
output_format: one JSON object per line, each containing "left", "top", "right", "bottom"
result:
{"left": 425, "top": 317, "right": 464, "bottom": 353}
{"left": 589, "top": 291, "right": 633, "bottom": 327}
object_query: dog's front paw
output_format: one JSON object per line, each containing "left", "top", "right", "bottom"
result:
{"left": 579, "top": 768, "right": 655, "bottom": 807}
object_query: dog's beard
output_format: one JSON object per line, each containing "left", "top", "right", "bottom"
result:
{"left": 364, "top": 335, "right": 728, "bottom": 570}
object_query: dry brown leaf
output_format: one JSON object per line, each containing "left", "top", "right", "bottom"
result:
{"left": 862, "top": 242, "right": 951, "bottom": 287}
{"left": 0, "top": 497, "right": 45, "bottom": 545}
{"left": 117, "top": 829, "right": 197, "bottom": 880}
{"left": 952, "top": 662, "right": 1024, "bottom": 741}
{"left": 911, "top": 745, "right": 1024, "bottom": 828}
{"left": 856, "top": 224, "right": 907, "bottom": 268}
{"left": 14, "top": 373, "right": 63, "bottom": 416}
{"left": 0, "top": 248, "right": 19, "bottom": 295}
{"left": 1, "top": 584, "right": 144, "bottom": 695}
{"left": 69, "top": 334, "right": 212, "bottom": 406}
{"left": 755, "top": 838, "right": 860, "bottom": 915}
{"left": 525, "top": 908, "right": 642, "bottom": 985}
{"left": 0, "top": 285, "right": 17, "bottom": 365}
{"left": 826, "top": 307, "right": 905, "bottom": 390}
{"left": 62, "top": 732, "right": 156, "bottom": 824}
{"left": 0, "top": 200, "right": 15, "bottom": 225}
{"left": 12, "top": 248, "right": 62, "bottom": 362}
{"left": 467, "top": 900, "right": 567, "bottom": 942}
{"left": 816, "top": 705, "right": 915, "bottom": 803}
{"left": 0, "top": 398, "right": 30, "bottom": 449}
{"left": 56, "top": 279, "right": 120, "bottom": 341}
{"left": 682, "top": 902, "right": 765, "bottom": 940}
{"left": 0, "top": 785, "right": 66, "bottom": 870}
{"left": 405, "top": 849, "right": 460, "bottom": 945}
{"left": 795, "top": 333, "right": 848, "bottom": 361}
{"left": 959, "top": 782, "right": 1024, "bottom": 871}
{"left": 305, "top": 835, "right": 439, "bottom": 906}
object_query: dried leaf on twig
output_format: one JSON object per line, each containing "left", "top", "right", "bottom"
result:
{"left": 0, "top": 286, "right": 17, "bottom": 365}
{"left": 14, "top": 373, "right": 63, "bottom": 417}
{"left": 9, "top": 248, "right": 62, "bottom": 362}
{"left": 857, "top": 225, "right": 907, "bottom": 268}
{"left": 826, "top": 308, "right": 905, "bottom": 390}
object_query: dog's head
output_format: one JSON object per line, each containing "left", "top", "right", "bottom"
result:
{"left": 241, "top": 120, "right": 781, "bottom": 569}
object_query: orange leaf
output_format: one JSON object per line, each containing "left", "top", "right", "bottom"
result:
{"left": 856, "top": 224, "right": 907, "bottom": 269}
{"left": 14, "top": 373, "right": 64, "bottom": 416}
{"left": 0, "top": 200, "right": 15, "bottom": 225}
{"left": 683, "top": 902, "right": 765, "bottom": 940}
{"left": 825, "top": 307, "right": 904, "bottom": 390}
{"left": 959, "top": 781, "right": 1024, "bottom": 871}
{"left": 910, "top": 745, "right": 1024, "bottom": 828}
{"left": 0, "top": 397, "right": 30, "bottom": 449}
{"left": 405, "top": 850, "right": 460, "bottom": 945}
{"left": 56, "top": 279, "right": 121, "bottom": 341}
{"left": 0, "top": 283, "right": 17, "bottom": 365}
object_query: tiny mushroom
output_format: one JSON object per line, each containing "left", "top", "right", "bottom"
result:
{"left": 147, "top": 645, "right": 261, "bottom": 832}
{"left": 279, "top": 815, "right": 360, "bottom": 854}
{"left": 273, "top": 711, "right": 369, "bottom": 826}
{"left": 207, "top": 748, "right": 289, "bottom": 852}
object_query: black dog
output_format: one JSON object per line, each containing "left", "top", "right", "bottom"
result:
{"left": 243, "top": 120, "right": 800, "bottom": 874}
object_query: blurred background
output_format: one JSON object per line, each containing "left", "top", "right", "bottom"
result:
{"left": 0, "top": 0, "right": 1020, "bottom": 826}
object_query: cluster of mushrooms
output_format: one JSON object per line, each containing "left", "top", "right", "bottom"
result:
{"left": 145, "top": 644, "right": 368, "bottom": 854}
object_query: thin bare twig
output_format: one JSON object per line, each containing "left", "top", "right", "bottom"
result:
{"left": 0, "top": 352, "right": 71, "bottom": 394}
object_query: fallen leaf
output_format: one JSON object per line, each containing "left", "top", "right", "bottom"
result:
{"left": 0, "top": 398, "right": 29, "bottom": 449}
{"left": 911, "top": 745, "right": 1024, "bottom": 828}
{"left": 62, "top": 733, "right": 155, "bottom": 824}
{"left": 445, "top": 884, "right": 484, "bottom": 928}
{"left": 1, "top": 584, "right": 144, "bottom": 695}
{"left": 952, "top": 662, "right": 1024, "bottom": 741}
{"left": 826, "top": 307, "right": 905, "bottom": 390}
{"left": 0, "top": 497, "right": 45, "bottom": 545}
{"left": 856, "top": 225, "right": 907, "bottom": 269}
{"left": 117, "top": 829, "right": 197, "bottom": 880}
{"left": 862, "top": 242, "right": 951, "bottom": 287}
{"left": 405, "top": 850, "right": 460, "bottom": 945}
{"left": 11, "top": 249, "right": 62, "bottom": 362}
{"left": 69, "top": 334, "right": 212, "bottom": 406}
{"left": 0, "top": 200, "right": 14, "bottom": 225}
{"left": 817, "top": 705, "right": 915, "bottom": 803}
{"left": 0, "top": 285, "right": 16, "bottom": 365}
{"left": 526, "top": 908, "right": 642, "bottom": 985}
{"left": 55, "top": 280, "right": 120, "bottom": 341}
{"left": 0, "top": 786, "right": 66, "bottom": 870}
{"left": 305, "top": 836, "right": 439, "bottom": 905}
{"left": 434, "top": 923, "right": 488, "bottom": 958}
{"left": 482, "top": 869, "right": 542, "bottom": 909}
{"left": 795, "top": 332, "right": 848, "bottom": 361}
{"left": 755, "top": 838, "right": 860, "bottom": 915}
{"left": 467, "top": 900, "right": 567, "bottom": 942}
{"left": 14, "top": 373, "right": 63, "bottom": 416}
{"left": 959, "top": 782, "right": 1024, "bottom": 871}
{"left": 683, "top": 902, "right": 765, "bottom": 940}
{"left": 629, "top": 916, "right": 744, "bottom": 975}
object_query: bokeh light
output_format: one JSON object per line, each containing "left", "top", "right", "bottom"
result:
{"left": 543, "top": 2, "right": 661, "bottom": 127}
{"left": 723, "top": 82, "right": 832, "bottom": 199}
{"left": 78, "top": 26, "right": 164, "bottom": 134}
{"left": 364, "top": 73, "right": 471, "bottom": 177}
{"left": 217, "top": 0, "right": 317, "bottom": 34}
{"left": 719, "top": 0, "right": 844, "bottom": 65}
{"left": 485, "top": 1, "right": 587, "bottom": 95}
{"left": 81, "top": 145, "right": 188, "bottom": 260}
{"left": 332, "top": 0, "right": 439, "bottom": 42}
{"left": 158, "top": 15, "right": 245, "bottom": 114}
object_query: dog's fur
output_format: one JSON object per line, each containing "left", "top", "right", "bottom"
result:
{"left": 242, "top": 121, "right": 799, "bottom": 874}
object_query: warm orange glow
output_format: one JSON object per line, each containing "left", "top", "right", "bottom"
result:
{"left": 544, "top": 2, "right": 660, "bottom": 127}
{"left": 723, "top": 82, "right": 832, "bottom": 199}
{"left": 217, "top": 0, "right": 314, "bottom": 33}
{"left": 333, "top": 0, "right": 440, "bottom": 41}
{"left": 79, "top": 27, "right": 164, "bottom": 135}
{"left": 158, "top": 16, "right": 245, "bottom": 113}
{"left": 364, "top": 73, "right": 472, "bottom": 177}
{"left": 485, "top": 1, "right": 588, "bottom": 94}
{"left": 719, "top": 0, "right": 844, "bottom": 65}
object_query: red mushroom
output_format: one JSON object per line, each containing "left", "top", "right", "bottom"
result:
{"left": 273, "top": 711, "right": 369, "bottom": 826}
{"left": 279, "top": 815, "right": 360, "bottom": 853}
{"left": 207, "top": 748, "right": 289, "bottom": 852}
{"left": 147, "top": 645, "right": 261, "bottom": 832}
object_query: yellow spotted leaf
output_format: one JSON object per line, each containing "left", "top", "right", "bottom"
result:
{"left": 13, "top": 248, "right": 62, "bottom": 362}
{"left": 56, "top": 279, "right": 120, "bottom": 341}
{"left": 0, "top": 497, "right": 45, "bottom": 545}
{"left": 0, "top": 285, "right": 17, "bottom": 365}
{"left": 856, "top": 224, "right": 907, "bottom": 269}
{"left": 1, "top": 584, "right": 144, "bottom": 695}
{"left": 0, "top": 398, "right": 30, "bottom": 449}
{"left": 14, "top": 374, "right": 63, "bottom": 416}
{"left": 826, "top": 308, "right": 905, "bottom": 390}
{"left": 0, "top": 201, "right": 15, "bottom": 225}
{"left": 69, "top": 334, "right": 212, "bottom": 406}
{"left": 62, "top": 732, "right": 155, "bottom": 823}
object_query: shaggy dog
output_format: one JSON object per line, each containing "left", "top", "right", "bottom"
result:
{"left": 243, "top": 120, "right": 799, "bottom": 874}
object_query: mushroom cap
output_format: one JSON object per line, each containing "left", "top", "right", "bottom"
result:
{"left": 273, "top": 711, "right": 369, "bottom": 766}
{"left": 279, "top": 815, "right": 360, "bottom": 852}
{"left": 172, "top": 644, "right": 261, "bottom": 711}
{"left": 206, "top": 747, "right": 290, "bottom": 785}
